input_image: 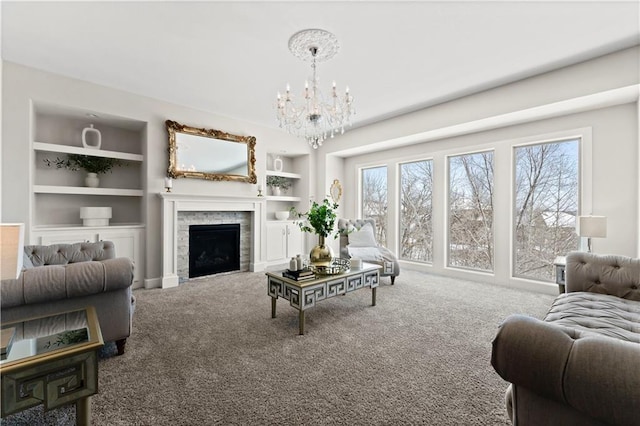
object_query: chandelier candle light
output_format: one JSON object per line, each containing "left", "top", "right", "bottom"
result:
{"left": 276, "top": 29, "right": 354, "bottom": 149}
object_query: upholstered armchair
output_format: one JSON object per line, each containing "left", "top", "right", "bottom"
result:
{"left": 337, "top": 218, "right": 400, "bottom": 284}
{"left": 1, "top": 241, "right": 135, "bottom": 355}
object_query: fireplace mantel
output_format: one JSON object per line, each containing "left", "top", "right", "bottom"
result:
{"left": 159, "top": 193, "right": 266, "bottom": 288}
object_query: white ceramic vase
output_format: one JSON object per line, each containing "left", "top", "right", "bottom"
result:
{"left": 273, "top": 156, "right": 283, "bottom": 172}
{"left": 271, "top": 186, "right": 281, "bottom": 196}
{"left": 85, "top": 172, "right": 99, "bottom": 188}
{"left": 82, "top": 124, "right": 102, "bottom": 149}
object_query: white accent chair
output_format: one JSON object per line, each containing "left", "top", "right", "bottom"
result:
{"left": 337, "top": 218, "right": 400, "bottom": 284}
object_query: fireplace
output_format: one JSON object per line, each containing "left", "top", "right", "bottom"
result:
{"left": 160, "top": 194, "right": 266, "bottom": 289}
{"left": 189, "top": 224, "right": 240, "bottom": 278}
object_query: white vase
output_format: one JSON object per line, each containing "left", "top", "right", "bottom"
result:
{"left": 273, "top": 156, "right": 283, "bottom": 172}
{"left": 85, "top": 172, "right": 99, "bottom": 188}
{"left": 271, "top": 186, "right": 281, "bottom": 196}
{"left": 82, "top": 124, "right": 102, "bottom": 149}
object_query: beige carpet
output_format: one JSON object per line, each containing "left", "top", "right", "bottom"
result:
{"left": 2, "top": 269, "right": 554, "bottom": 425}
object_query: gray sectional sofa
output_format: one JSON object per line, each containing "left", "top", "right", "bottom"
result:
{"left": 1, "top": 241, "right": 135, "bottom": 355}
{"left": 491, "top": 251, "right": 640, "bottom": 426}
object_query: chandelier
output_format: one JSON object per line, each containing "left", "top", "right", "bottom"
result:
{"left": 276, "top": 29, "right": 354, "bottom": 149}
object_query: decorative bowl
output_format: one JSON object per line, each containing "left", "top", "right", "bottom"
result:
{"left": 275, "top": 211, "right": 290, "bottom": 220}
{"left": 310, "top": 258, "right": 351, "bottom": 275}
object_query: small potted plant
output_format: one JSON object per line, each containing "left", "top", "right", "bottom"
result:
{"left": 266, "top": 175, "right": 291, "bottom": 196}
{"left": 291, "top": 198, "right": 339, "bottom": 266}
{"left": 44, "top": 154, "right": 122, "bottom": 188}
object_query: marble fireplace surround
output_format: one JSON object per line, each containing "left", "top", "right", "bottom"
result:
{"left": 160, "top": 193, "right": 266, "bottom": 289}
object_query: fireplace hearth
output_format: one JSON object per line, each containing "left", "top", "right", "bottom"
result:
{"left": 189, "top": 224, "right": 240, "bottom": 278}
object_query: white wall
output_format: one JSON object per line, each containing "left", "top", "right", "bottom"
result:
{"left": 317, "top": 46, "right": 639, "bottom": 293}
{"left": 1, "top": 61, "right": 309, "bottom": 286}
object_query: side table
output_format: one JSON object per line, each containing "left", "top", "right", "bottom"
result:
{"left": 553, "top": 256, "right": 566, "bottom": 294}
{"left": 1, "top": 307, "right": 104, "bottom": 425}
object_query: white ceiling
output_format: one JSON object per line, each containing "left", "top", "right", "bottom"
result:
{"left": 2, "top": 1, "right": 639, "bottom": 131}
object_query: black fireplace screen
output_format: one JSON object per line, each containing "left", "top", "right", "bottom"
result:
{"left": 189, "top": 224, "right": 240, "bottom": 278}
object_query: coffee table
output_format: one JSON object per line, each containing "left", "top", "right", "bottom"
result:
{"left": 0, "top": 307, "right": 104, "bottom": 425}
{"left": 266, "top": 263, "right": 381, "bottom": 335}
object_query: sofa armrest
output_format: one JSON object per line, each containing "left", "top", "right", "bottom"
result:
{"left": 492, "top": 314, "right": 640, "bottom": 426}
{"left": 565, "top": 251, "right": 640, "bottom": 301}
{"left": 1, "top": 257, "right": 134, "bottom": 308}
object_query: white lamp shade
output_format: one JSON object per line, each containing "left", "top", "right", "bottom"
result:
{"left": 1, "top": 223, "right": 25, "bottom": 280}
{"left": 577, "top": 216, "right": 607, "bottom": 238}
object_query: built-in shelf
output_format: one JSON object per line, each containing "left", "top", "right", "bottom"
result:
{"left": 32, "top": 223, "right": 145, "bottom": 231}
{"left": 34, "top": 142, "right": 144, "bottom": 162}
{"left": 33, "top": 185, "right": 144, "bottom": 196}
{"left": 266, "top": 195, "right": 301, "bottom": 202}
{"left": 265, "top": 169, "right": 302, "bottom": 179}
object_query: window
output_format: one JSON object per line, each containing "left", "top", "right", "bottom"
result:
{"left": 448, "top": 151, "right": 494, "bottom": 271}
{"left": 361, "top": 166, "right": 387, "bottom": 246}
{"left": 400, "top": 160, "right": 433, "bottom": 262}
{"left": 513, "top": 139, "right": 579, "bottom": 281}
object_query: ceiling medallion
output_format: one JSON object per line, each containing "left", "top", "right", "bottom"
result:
{"left": 276, "top": 29, "right": 355, "bottom": 149}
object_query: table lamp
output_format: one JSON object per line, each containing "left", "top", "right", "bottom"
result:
{"left": 1, "top": 223, "right": 25, "bottom": 280}
{"left": 577, "top": 215, "right": 607, "bottom": 252}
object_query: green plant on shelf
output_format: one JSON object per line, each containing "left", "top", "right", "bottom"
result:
{"left": 266, "top": 175, "right": 291, "bottom": 191}
{"left": 44, "top": 154, "right": 122, "bottom": 175}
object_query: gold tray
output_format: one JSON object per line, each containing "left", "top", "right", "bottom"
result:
{"left": 310, "top": 258, "right": 350, "bottom": 275}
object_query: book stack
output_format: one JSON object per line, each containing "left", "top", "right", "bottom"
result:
{"left": 282, "top": 269, "right": 315, "bottom": 282}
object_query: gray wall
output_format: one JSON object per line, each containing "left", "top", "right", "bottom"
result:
{"left": 317, "top": 46, "right": 639, "bottom": 293}
{"left": 1, "top": 61, "right": 310, "bottom": 286}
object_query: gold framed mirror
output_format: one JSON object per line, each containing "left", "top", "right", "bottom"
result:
{"left": 330, "top": 179, "right": 343, "bottom": 203}
{"left": 166, "top": 120, "right": 257, "bottom": 183}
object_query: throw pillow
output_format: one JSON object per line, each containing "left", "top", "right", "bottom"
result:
{"left": 348, "top": 222, "right": 377, "bottom": 247}
{"left": 22, "top": 250, "right": 35, "bottom": 269}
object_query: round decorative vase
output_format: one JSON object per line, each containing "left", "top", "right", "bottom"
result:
{"left": 309, "top": 235, "right": 334, "bottom": 267}
{"left": 85, "top": 172, "right": 99, "bottom": 188}
{"left": 271, "top": 186, "right": 281, "bottom": 196}
{"left": 273, "top": 156, "right": 283, "bottom": 172}
{"left": 82, "top": 124, "right": 102, "bottom": 149}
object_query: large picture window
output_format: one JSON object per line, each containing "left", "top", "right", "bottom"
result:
{"left": 400, "top": 160, "right": 433, "bottom": 262}
{"left": 361, "top": 166, "right": 388, "bottom": 246}
{"left": 448, "top": 151, "right": 494, "bottom": 271}
{"left": 513, "top": 139, "right": 579, "bottom": 281}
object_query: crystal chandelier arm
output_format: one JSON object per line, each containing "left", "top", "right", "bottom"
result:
{"left": 275, "top": 29, "right": 355, "bottom": 149}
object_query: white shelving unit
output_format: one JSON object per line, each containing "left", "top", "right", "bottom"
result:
{"left": 33, "top": 185, "right": 144, "bottom": 196}
{"left": 34, "top": 142, "right": 144, "bottom": 162}
{"left": 30, "top": 102, "right": 147, "bottom": 287}
{"left": 264, "top": 153, "right": 311, "bottom": 266}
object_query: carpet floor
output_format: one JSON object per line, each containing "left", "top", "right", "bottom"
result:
{"left": 2, "top": 269, "right": 554, "bottom": 425}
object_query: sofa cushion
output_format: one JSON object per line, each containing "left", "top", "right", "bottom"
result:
{"left": 1, "top": 257, "right": 134, "bottom": 308}
{"left": 347, "top": 222, "right": 377, "bottom": 247}
{"left": 544, "top": 292, "right": 640, "bottom": 343}
{"left": 25, "top": 241, "right": 116, "bottom": 266}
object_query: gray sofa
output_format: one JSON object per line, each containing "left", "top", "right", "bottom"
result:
{"left": 1, "top": 241, "right": 135, "bottom": 355}
{"left": 337, "top": 218, "right": 400, "bottom": 284}
{"left": 491, "top": 251, "right": 640, "bottom": 426}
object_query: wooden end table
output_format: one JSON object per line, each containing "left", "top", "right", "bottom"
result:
{"left": 1, "top": 307, "right": 104, "bottom": 425}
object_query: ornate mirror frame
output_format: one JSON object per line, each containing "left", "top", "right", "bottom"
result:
{"left": 330, "top": 179, "right": 343, "bottom": 203}
{"left": 166, "top": 120, "right": 257, "bottom": 183}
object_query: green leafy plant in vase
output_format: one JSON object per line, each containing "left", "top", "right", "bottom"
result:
{"left": 291, "top": 198, "right": 339, "bottom": 266}
{"left": 266, "top": 175, "right": 291, "bottom": 196}
{"left": 44, "top": 154, "right": 122, "bottom": 188}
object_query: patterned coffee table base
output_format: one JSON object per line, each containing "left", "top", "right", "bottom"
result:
{"left": 267, "top": 268, "right": 380, "bottom": 335}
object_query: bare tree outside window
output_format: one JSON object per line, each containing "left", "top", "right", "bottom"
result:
{"left": 514, "top": 140, "right": 579, "bottom": 281}
{"left": 448, "top": 151, "right": 494, "bottom": 271}
{"left": 400, "top": 160, "right": 433, "bottom": 262}
{"left": 361, "top": 166, "right": 387, "bottom": 246}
